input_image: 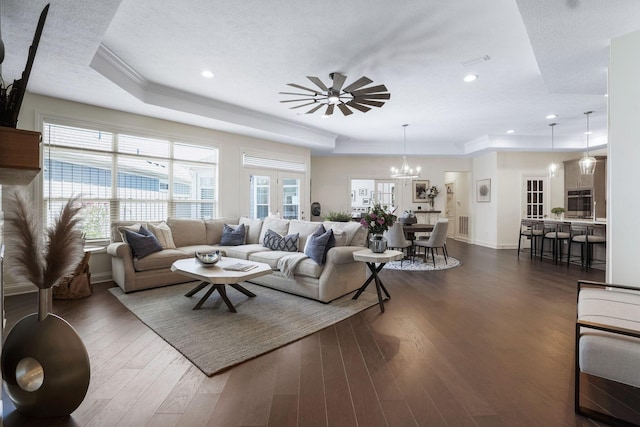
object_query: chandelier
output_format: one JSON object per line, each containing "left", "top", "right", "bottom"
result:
{"left": 390, "top": 124, "right": 421, "bottom": 180}
{"left": 578, "top": 111, "right": 596, "bottom": 175}
{"left": 547, "top": 123, "right": 559, "bottom": 178}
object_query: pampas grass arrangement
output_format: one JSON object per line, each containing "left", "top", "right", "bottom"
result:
{"left": 4, "top": 188, "right": 85, "bottom": 290}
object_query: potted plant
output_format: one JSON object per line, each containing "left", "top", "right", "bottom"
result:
{"left": 324, "top": 211, "right": 353, "bottom": 222}
{"left": 426, "top": 185, "right": 439, "bottom": 209}
{"left": 551, "top": 207, "right": 565, "bottom": 219}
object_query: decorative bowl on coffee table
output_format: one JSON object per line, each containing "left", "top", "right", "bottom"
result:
{"left": 195, "top": 250, "right": 221, "bottom": 267}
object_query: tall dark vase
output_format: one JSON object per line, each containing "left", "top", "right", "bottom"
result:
{"left": 1, "top": 288, "right": 90, "bottom": 417}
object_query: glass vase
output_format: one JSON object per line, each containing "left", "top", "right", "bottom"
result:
{"left": 369, "top": 234, "right": 387, "bottom": 253}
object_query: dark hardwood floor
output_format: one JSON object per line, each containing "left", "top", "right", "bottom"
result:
{"left": 3, "top": 239, "right": 637, "bottom": 426}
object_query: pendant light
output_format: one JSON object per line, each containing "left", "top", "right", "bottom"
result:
{"left": 547, "top": 122, "right": 559, "bottom": 178}
{"left": 579, "top": 111, "right": 596, "bottom": 175}
{"left": 390, "top": 124, "right": 421, "bottom": 180}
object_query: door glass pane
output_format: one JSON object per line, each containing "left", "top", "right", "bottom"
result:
{"left": 524, "top": 178, "right": 545, "bottom": 219}
{"left": 282, "top": 177, "right": 300, "bottom": 220}
{"left": 250, "top": 175, "right": 270, "bottom": 219}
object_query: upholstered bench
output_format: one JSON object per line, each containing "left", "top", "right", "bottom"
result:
{"left": 575, "top": 280, "right": 640, "bottom": 425}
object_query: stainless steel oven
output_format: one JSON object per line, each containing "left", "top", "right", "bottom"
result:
{"left": 566, "top": 189, "right": 592, "bottom": 218}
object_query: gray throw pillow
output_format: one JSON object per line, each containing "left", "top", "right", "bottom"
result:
{"left": 220, "top": 223, "right": 246, "bottom": 246}
{"left": 263, "top": 229, "right": 299, "bottom": 252}
{"left": 124, "top": 227, "right": 163, "bottom": 258}
{"left": 304, "top": 225, "right": 335, "bottom": 265}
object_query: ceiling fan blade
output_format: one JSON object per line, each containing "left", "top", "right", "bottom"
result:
{"left": 354, "top": 93, "right": 390, "bottom": 100}
{"left": 307, "top": 76, "right": 328, "bottom": 91}
{"left": 346, "top": 101, "right": 371, "bottom": 113}
{"left": 331, "top": 73, "right": 347, "bottom": 92}
{"left": 287, "top": 83, "right": 319, "bottom": 93}
{"left": 337, "top": 103, "right": 353, "bottom": 116}
{"left": 279, "top": 91, "right": 316, "bottom": 96}
{"left": 280, "top": 98, "right": 314, "bottom": 103}
{"left": 324, "top": 104, "right": 335, "bottom": 116}
{"left": 342, "top": 76, "right": 373, "bottom": 93}
{"left": 351, "top": 84, "right": 388, "bottom": 96}
{"left": 353, "top": 99, "right": 385, "bottom": 108}
{"left": 289, "top": 101, "right": 318, "bottom": 109}
{"left": 306, "top": 104, "right": 324, "bottom": 114}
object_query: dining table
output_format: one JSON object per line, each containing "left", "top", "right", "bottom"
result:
{"left": 402, "top": 223, "right": 434, "bottom": 240}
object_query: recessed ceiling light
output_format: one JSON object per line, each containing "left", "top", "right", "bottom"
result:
{"left": 463, "top": 74, "right": 478, "bottom": 83}
{"left": 506, "top": 129, "right": 515, "bottom": 134}
{"left": 201, "top": 70, "right": 214, "bottom": 78}
{"left": 546, "top": 114, "right": 557, "bottom": 119}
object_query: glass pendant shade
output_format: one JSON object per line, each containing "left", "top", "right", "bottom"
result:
{"left": 390, "top": 124, "right": 421, "bottom": 180}
{"left": 580, "top": 111, "right": 596, "bottom": 175}
{"left": 579, "top": 155, "right": 596, "bottom": 174}
{"left": 548, "top": 162, "right": 560, "bottom": 178}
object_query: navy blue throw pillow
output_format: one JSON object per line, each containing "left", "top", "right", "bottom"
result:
{"left": 304, "top": 225, "right": 335, "bottom": 265}
{"left": 124, "top": 227, "right": 163, "bottom": 258}
{"left": 220, "top": 223, "right": 246, "bottom": 246}
{"left": 263, "top": 229, "right": 299, "bottom": 252}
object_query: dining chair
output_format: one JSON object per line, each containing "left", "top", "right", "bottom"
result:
{"left": 383, "top": 222, "right": 413, "bottom": 266}
{"left": 413, "top": 219, "right": 449, "bottom": 267}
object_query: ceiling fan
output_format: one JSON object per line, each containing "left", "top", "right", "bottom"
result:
{"left": 279, "top": 72, "right": 390, "bottom": 117}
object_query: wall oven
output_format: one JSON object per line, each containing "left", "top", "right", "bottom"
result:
{"left": 566, "top": 189, "right": 592, "bottom": 218}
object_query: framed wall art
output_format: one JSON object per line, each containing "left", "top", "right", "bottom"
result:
{"left": 476, "top": 179, "right": 491, "bottom": 202}
{"left": 359, "top": 188, "right": 367, "bottom": 196}
{"left": 412, "top": 180, "right": 429, "bottom": 203}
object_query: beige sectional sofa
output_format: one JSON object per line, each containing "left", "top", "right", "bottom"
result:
{"left": 107, "top": 217, "right": 368, "bottom": 303}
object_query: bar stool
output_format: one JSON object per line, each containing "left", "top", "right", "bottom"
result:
{"left": 540, "top": 221, "right": 571, "bottom": 264}
{"left": 567, "top": 223, "right": 606, "bottom": 270}
{"left": 517, "top": 219, "right": 543, "bottom": 259}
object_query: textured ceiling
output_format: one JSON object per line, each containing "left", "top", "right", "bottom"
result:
{"left": 3, "top": 0, "right": 640, "bottom": 156}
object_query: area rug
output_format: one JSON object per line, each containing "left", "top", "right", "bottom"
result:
{"left": 109, "top": 282, "right": 377, "bottom": 376}
{"left": 383, "top": 254, "right": 461, "bottom": 271}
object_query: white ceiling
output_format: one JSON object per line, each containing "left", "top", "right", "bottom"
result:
{"left": 3, "top": 0, "right": 640, "bottom": 156}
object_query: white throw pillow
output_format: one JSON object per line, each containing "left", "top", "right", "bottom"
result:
{"left": 149, "top": 221, "right": 176, "bottom": 249}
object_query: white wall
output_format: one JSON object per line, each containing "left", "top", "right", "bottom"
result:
{"left": 495, "top": 151, "right": 572, "bottom": 249}
{"left": 472, "top": 152, "right": 498, "bottom": 248}
{"left": 608, "top": 29, "right": 640, "bottom": 285}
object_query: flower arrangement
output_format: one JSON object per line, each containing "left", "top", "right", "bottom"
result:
{"left": 426, "top": 185, "right": 439, "bottom": 200}
{"left": 360, "top": 204, "right": 397, "bottom": 235}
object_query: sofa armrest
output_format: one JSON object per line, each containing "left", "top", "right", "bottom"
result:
{"left": 107, "top": 242, "right": 132, "bottom": 258}
{"left": 326, "top": 246, "right": 366, "bottom": 265}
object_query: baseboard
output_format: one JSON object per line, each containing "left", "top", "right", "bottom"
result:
{"left": 4, "top": 282, "right": 38, "bottom": 296}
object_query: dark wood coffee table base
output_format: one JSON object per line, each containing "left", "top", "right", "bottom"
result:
{"left": 185, "top": 281, "right": 256, "bottom": 312}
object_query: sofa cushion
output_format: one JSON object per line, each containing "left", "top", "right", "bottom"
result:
{"left": 220, "top": 224, "right": 246, "bottom": 246}
{"left": 248, "top": 250, "right": 291, "bottom": 269}
{"left": 240, "top": 217, "right": 263, "bottom": 244}
{"left": 263, "top": 229, "right": 299, "bottom": 252}
{"left": 133, "top": 248, "right": 189, "bottom": 271}
{"left": 323, "top": 221, "right": 367, "bottom": 246}
{"left": 288, "top": 220, "right": 324, "bottom": 251}
{"left": 221, "top": 244, "right": 267, "bottom": 260}
{"left": 124, "top": 227, "right": 163, "bottom": 258}
{"left": 305, "top": 225, "right": 335, "bottom": 265}
{"left": 258, "top": 217, "right": 290, "bottom": 244}
{"left": 148, "top": 221, "right": 176, "bottom": 249}
{"left": 167, "top": 218, "right": 207, "bottom": 247}
{"left": 204, "top": 218, "right": 239, "bottom": 245}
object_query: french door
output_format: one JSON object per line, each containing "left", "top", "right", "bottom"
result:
{"left": 522, "top": 176, "right": 547, "bottom": 219}
{"left": 246, "top": 169, "right": 305, "bottom": 220}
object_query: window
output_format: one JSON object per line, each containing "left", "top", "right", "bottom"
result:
{"left": 43, "top": 122, "right": 218, "bottom": 241}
